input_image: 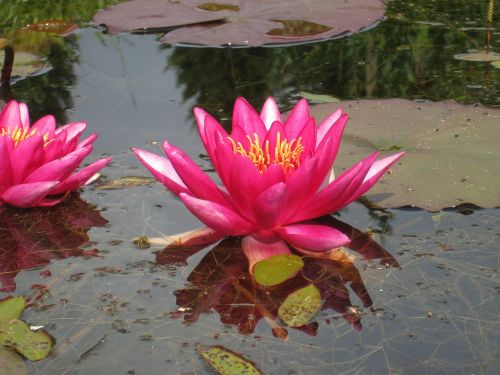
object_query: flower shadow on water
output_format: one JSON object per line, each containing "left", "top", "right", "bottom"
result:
{"left": 156, "top": 216, "right": 399, "bottom": 340}
{"left": 0, "top": 194, "right": 108, "bottom": 292}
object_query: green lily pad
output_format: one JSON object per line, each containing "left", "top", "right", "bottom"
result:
{"left": 0, "top": 320, "right": 52, "bottom": 361}
{"left": 253, "top": 254, "right": 304, "bottom": 287}
{"left": 196, "top": 344, "right": 262, "bottom": 375}
{"left": 309, "top": 99, "right": 500, "bottom": 211}
{"left": 0, "top": 49, "right": 46, "bottom": 82}
{"left": 96, "top": 176, "right": 155, "bottom": 190}
{"left": 278, "top": 284, "right": 321, "bottom": 327}
{"left": 0, "top": 348, "right": 27, "bottom": 375}
{"left": 492, "top": 61, "right": 500, "bottom": 69}
{"left": 453, "top": 52, "right": 500, "bottom": 62}
{"left": 0, "top": 297, "right": 25, "bottom": 321}
{"left": 0, "top": 297, "right": 52, "bottom": 361}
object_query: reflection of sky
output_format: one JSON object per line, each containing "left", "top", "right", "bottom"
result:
{"left": 68, "top": 31, "right": 201, "bottom": 156}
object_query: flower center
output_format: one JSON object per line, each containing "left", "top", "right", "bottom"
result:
{"left": 228, "top": 132, "right": 304, "bottom": 174}
{"left": 0, "top": 127, "right": 49, "bottom": 147}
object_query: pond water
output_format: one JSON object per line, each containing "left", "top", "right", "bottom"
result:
{"left": 1, "top": 0, "right": 499, "bottom": 374}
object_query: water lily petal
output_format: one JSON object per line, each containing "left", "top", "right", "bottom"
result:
{"left": 203, "top": 115, "right": 229, "bottom": 172}
{"left": 36, "top": 193, "right": 71, "bottom": 207}
{"left": 24, "top": 146, "right": 93, "bottom": 183}
{"left": 265, "top": 120, "right": 287, "bottom": 161}
{"left": 253, "top": 182, "right": 288, "bottom": 228}
{"left": 163, "top": 141, "right": 227, "bottom": 205}
{"left": 77, "top": 133, "right": 98, "bottom": 149}
{"left": 133, "top": 148, "right": 189, "bottom": 195}
{"left": 262, "top": 163, "right": 286, "bottom": 189}
{"left": 297, "top": 117, "right": 316, "bottom": 160}
{"left": 179, "top": 193, "right": 252, "bottom": 236}
{"left": 31, "top": 115, "right": 56, "bottom": 138}
{"left": 277, "top": 224, "right": 350, "bottom": 252}
{"left": 0, "top": 137, "right": 13, "bottom": 192}
{"left": 316, "top": 108, "right": 343, "bottom": 146}
{"left": 10, "top": 134, "right": 44, "bottom": 183}
{"left": 43, "top": 131, "right": 67, "bottom": 162}
{"left": 284, "top": 99, "right": 310, "bottom": 139}
{"left": 232, "top": 97, "right": 267, "bottom": 141}
{"left": 50, "top": 157, "right": 112, "bottom": 194}
{"left": 19, "top": 102, "right": 30, "bottom": 130}
{"left": 337, "top": 151, "right": 405, "bottom": 209}
{"left": 57, "top": 122, "right": 86, "bottom": 153}
{"left": 242, "top": 235, "right": 291, "bottom": 272}
{"left": 227, "top": 155, "right": 264, "bottom": 217}
{"left": 260, "top": 97, "right": 282, "bottom": 130}
{"left": 213, "top": 140, "right": 236, "bottom": 187}
{"left": 1, "top": 181, "right": 59, "bottom": 208}
{"left": 0, "top": 100, "right": 21, "bottom": 132}
{"left": 285, "top": 157, "right": 319, "bottom": 216}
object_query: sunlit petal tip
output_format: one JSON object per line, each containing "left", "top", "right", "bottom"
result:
{"left": 260, "top": 97, "right": 282, "bottom": 129}
{"left": 18, "top": 102, "right": 30, "bottom": 129}
{"left": 242, "top": 235, "right": 291, "bottom": 273}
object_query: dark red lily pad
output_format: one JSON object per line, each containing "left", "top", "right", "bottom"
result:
{"left": 93, "top": 0, "right": 385, "bottom": 47}
{"left": 309, "top": 99, "right": 500, "bottom": 211}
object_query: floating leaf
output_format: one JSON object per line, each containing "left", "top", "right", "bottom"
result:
{"left": 492, "top": 61, "right": 500, "bottom": 69}
{"left": 309, "top": 99, "right": 500, "bottom": 210}
{"left": 25, "top": 20, "right": 78, "bottom": 36}
{"left": 253, "top": 254, "right": 304, "bottom": 286}
{"left": 0, "top": 297, "right": 25, "bottom": 321}
{"left": 0, "top": 319, "right": 52, "bottom": 361}
{"left": 96, "top": 176, "right": 155, "bottom": 190}
{"left": 0, "top": 50, "right": 45, "bottom": 82}
{"left": 299, "top": 91, "right": 340, "bottom": 104}
{"left": 453, "top": 52, "right": 500, "bottom": 62}
{"left": 0, "top": 347, "right": 27, "bottom": 375}
{"left": 93, "top": 0, "right": 385, "bottom": 47}
{"left": 278, "top": 284, "right": 321, "bottom": 327}
{"left": 196, "top": 344, "right": 262, "bottom": 375}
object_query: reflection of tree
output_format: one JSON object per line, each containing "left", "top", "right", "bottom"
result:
{"left": 156, "top": 217, "right": 398, "bottom": 339}
{"left": 0, "top": 195, "right": 108, "bottom": 292}
{"left": 167, "top": 0, "right": 498, "bottom": 123}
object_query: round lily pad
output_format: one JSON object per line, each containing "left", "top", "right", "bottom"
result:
{"left": 93, "top": 0, "right": 385, "bottom": 47}
{"left": 309, "top": 99, "right": 500, "bottom": 211}
{"left": 0, "top": 49, "right": 46, "bottom": 82}
{"left": 454, "top": 52, "right": 500, "bottom": 62}
{"left": 253, "top": 254, "right": 304, "bottom": 286}
{"left": 278, "top": 284, "right": 321, "bottom": 327}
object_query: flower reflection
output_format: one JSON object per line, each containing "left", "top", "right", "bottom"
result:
{"left": 156, "top": 217, "right": 398, "bottom": 339}
{"left": 0, "top": 194, "right": 108, "bottom": 292}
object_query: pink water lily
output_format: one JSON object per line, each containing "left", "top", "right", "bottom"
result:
{"left": 134, "top": 97, "right": 404, "bottom": 272}
{"left": 0, "top": 100, "right": 112, "bottom": 207}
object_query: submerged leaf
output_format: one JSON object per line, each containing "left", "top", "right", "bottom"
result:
{"left": 0, "top": 319, "right": 52, "bottom": 361}
{"left": 196, "top": 344, "right": 262, "bottom": 375}
{"left": 0, "top": 297, "right": 26, "bottom": 321}
{"left": 96, "top": 176, "right": 155, "bottom": 190}
{"left": 253, "top": 254, "right": 304, "bottom": 286}
{"left": 278, "top": 284, "right": 321, "bottom": 327}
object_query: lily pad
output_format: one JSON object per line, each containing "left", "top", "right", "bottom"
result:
{"left": 492, "top": 61, "right": 500, "bottom": 69}
{"left": 93, "top": 0, "right": 385, "bottom": 47}
{"left": 278, "top": 284, "right": 321, "bottom": 327}
{"left": 0, "top": 297, "right": 25, "bottom": 321}
{"left": 196, "top": 344, "right": 262, "bottom": 375}
{"left": 299, "top": 91, "right": 340, "bottom": 104}
{"left": 253, "top": 254, "right": 304, "bottom": 287}
{"left": 454, "top": 52, "right": 500, "bottom": 62}
{"left": 309, "top": 99, "right": 500, "bottom": 210}
{"left": 0, "top": 49, "right": 46, "bottom": 82}
{"left": 0, "top": 297, "right": 53, "bottom": 361}
{"left": 96, "top": 176, "right": 155, "bottom": 190}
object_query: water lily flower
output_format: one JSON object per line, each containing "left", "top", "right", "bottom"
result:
{"left": 0, "top": 100, "right": 111, "bottom": 207}
{"left": 134, "top": 97, "right": 404, "bottom": 273}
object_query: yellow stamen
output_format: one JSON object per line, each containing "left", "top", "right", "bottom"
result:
{"left": 0, "top": 127, "right": 49, "bottom": 147}
{"left": 228, "top": 132, "right": 304, "bottom": 174}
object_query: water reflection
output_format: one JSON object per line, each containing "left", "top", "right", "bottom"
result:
{"left": 156, "top": 217, "right": 398, "bottom": 340}
{"left": 0, "top": 195, "right": 108, "bottom": 292}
